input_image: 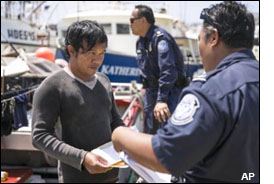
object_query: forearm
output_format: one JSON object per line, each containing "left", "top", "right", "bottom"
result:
{"left": 157, "top": 70, "right": 178, "bottom": 102}
{"left": 112, "top": 126, "right": 169, "bottom": 173}
{"left": 32, "top": 123, "right": 87, "bottom": 170}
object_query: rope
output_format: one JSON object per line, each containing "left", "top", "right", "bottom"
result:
{"left": 1, "top": 85, "right": 38, "bottom": 103}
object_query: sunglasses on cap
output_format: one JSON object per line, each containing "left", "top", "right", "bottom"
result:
{"left": 200, "top": 8, "right": 222, "bottom": 36}
{"left": 130, "top": 16, "right": 142, "bottom": 24}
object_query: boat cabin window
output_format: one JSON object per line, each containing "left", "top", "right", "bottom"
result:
{"left": 117, "top": 24, "right": 130, "bottom": 34}
{"left": 101, "top": 24, "right": 112, "bottom": 35}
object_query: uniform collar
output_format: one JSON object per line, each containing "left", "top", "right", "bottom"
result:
{"left": 144, "top": 25, "right": 156, "bottom": 40}
{"left": 206, "top": 50, "right": 256, "bottom": 78}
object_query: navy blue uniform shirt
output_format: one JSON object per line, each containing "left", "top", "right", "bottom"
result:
{"left": 136, "top": 25, "right": 185, "bottom": 102}
{"left": 152, "top": 50, "right": 259, "bottom": 183}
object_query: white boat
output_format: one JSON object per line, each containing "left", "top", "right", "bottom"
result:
{"left": 1, "top": 18, "right": 57, "bottom": 53}
{"left": 56, "top": 7, "right": 203, "bottom": 83}
{"left": 1, "top": 2, "right": 57, "bottom": 54}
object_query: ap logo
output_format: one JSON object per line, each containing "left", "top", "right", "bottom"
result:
{"left": 241, "top": 173, "right": 255, "bottom": 181}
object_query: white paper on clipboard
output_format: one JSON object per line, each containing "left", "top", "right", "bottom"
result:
{"left": 119, "top": 152, "right": 171, "bottom": 183}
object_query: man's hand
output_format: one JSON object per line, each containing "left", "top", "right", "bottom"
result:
{"left": 83, "top": 152, "right": 112, "bottom": 174}
{"left": 154, "top": 102, "right": 171, "bottom": 122}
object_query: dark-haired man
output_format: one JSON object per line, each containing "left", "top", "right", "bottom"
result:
{"left": 131, "top": 5, "right": 187, "bottom": 134}
{"left": 32, "top": 20, "right": 123, "bottom": 183}
{"left": 112, "top": 1, "right": 259, "bottom": 183}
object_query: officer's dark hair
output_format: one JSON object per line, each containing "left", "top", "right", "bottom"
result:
{"left": 135, "top": 5, "right": 155, "bottom": 25}
{"left": 201, "top": 1, "right": 255, "bottom": 49}
{"left": 65, "top": 20, "right": 108, "bottom": 56}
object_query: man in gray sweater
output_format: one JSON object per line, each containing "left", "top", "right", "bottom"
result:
{"left": 32, "top": 20, "right": 124, "bottom": 183}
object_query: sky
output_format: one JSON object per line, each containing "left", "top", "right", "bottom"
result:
{"left": 39, "top": 1, "right": 259, "bottom": 25}
{"left": 165, "top": 1, "right": 259, "bottom": 24}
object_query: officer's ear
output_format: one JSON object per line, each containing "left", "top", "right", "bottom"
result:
{"left": 210, "top": 28, "right": 220, "bottom": 47}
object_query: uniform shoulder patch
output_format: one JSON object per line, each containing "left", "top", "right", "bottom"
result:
{"left": 158, "top": 40, "right": 169, "bottom": 53}
{"left": 171, "top": 94, "right": 200, "bottom": 126}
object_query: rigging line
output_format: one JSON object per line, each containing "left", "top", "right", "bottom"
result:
{"left": 1, "top": 86, "right": 38, "bottom": 104}
{"left": 2, "top": 84, "right": 40, "bottom": 97}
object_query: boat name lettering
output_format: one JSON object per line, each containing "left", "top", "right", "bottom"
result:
{"left": 100, "top": 65, "right": 140, "bottom": 76}
{"left": 7, "top": 29, "right": 36, "bottom": 41}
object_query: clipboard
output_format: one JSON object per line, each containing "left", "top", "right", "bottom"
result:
{"left": 119, "top": 152, "right": 171, "bottom": 183}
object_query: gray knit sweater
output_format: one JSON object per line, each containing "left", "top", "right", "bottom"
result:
{"left": 32, "top": 70, "right": 123, "bottom": 183}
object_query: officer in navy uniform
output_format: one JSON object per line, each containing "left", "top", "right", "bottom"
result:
{"left": 130, "top": 5, "right": 187, "bottom": 134}
{"left": 112, "top": 1, "right": 259, "bottom": 183}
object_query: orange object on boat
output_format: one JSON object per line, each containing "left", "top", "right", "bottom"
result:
{"left": 35, "top": 47, "right": 55, "bottom": 62}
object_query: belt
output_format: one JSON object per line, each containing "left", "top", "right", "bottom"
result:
{"left": 141, "top": 76, "right": 188, "bottom": 89}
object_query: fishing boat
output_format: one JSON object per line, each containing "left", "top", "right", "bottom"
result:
{"left": 56, "top": 6, "right": 203, "bottom": 83}
{"left": 1, "top": 1, "right": 57, "bottom": 54}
